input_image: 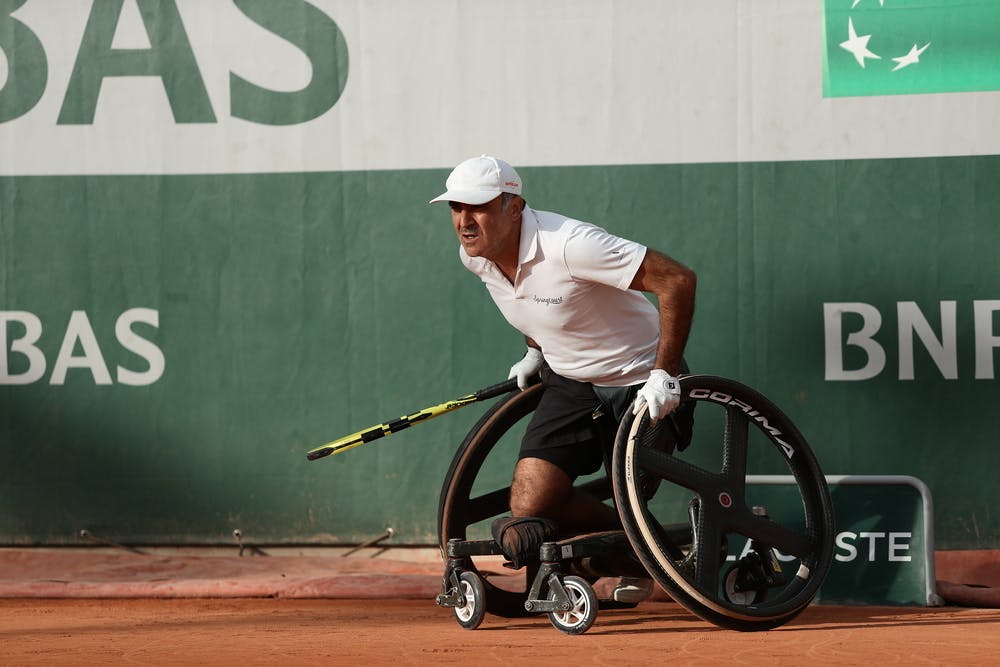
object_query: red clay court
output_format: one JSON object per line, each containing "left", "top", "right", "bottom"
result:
{"left": 1, "top": 547, "right": 998, "bottom": 665}
{"left": 3, "top": 599, "right": 1000, "bottom": 665}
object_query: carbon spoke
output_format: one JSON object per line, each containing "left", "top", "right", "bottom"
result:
{"left": 734, "top": 512, "right": 813, "bottom": 559}
{"left": 693, "top": 510, "right": 724, "bottom": 592}
{"left": 634, "top": 445, "right": 721, "bottom": 495}
{"left": 722, "top": 405, "right": 750, "bottom": 495}
{"left": 462, "top": 487, "right": 510, "bottom": 527}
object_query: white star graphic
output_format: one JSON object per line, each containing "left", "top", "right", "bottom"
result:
{"left": 851, "top": 0, "right": 885, "bottom": 7}
{"left": 840, "top": 17, "right": 881, "bottom": 68}
{"left": 892, "top": 42, "right": 931, "bottom": 71}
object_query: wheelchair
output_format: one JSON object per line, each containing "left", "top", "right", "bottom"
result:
{"left": 435, "top": 375, "right": 835, "bottom": 634}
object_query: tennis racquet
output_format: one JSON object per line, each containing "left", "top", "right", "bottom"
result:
{"left": 305, "top": 377, "right": 528, "bottom": 461}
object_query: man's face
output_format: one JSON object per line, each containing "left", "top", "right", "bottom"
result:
{"left": 449, "top": 195, "right": 521, "bottom": 262}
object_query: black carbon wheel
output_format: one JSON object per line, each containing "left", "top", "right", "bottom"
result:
{"left": 611, "top": 375, "right": 834, "bottom": 631}
{"left": 437, "top": 383, "right": 612, "bottom": 618}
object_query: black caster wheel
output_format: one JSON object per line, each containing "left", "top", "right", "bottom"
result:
{"left": 548, "top": 576, "right": 598, "bottom": 635}
{"left": 612, "top": 375, "right": 835, "bottom": 631}
{"left": 453, "top": 571, "right": 487, "bottom": 630}
{"left": 438, "top": 384, "right": 611, "bottom": 618}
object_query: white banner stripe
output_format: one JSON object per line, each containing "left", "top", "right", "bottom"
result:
{"left": 1, "top": 0, "right": 998, "bottom": 176}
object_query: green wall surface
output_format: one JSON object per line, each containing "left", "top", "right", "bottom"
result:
{"left": 3, "top": 156, "right": 999, "bottom": 547}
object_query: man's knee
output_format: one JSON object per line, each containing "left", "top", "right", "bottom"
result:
{"left": 510, "top": 494, "right": 556, "bottom": 519}
{"left": 510, "top": 457, "right": 573, "bottom": 517}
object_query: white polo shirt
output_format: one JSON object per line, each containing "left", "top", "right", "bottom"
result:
{"left": 460, "top": 206, "right": 659, "bottom": 387}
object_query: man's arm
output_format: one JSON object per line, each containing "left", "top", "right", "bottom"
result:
{"left": 628, "top": 249, "right": 697, "bottom": 375}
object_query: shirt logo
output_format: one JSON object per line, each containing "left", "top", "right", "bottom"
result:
{"left": 533, "top": 295, "right": 564, "bottom": 306}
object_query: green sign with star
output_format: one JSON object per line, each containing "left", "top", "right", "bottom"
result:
{"left": 823, "top": 0, "right": 1000, "bottom": 97}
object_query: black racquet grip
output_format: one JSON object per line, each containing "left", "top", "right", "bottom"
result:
{"left": 473, "top": 378, "right": 519, "bottom": 401}
{"left": 474, "top": 374, "right": 540, "bottom": 401}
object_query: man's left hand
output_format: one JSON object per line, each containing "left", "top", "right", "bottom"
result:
{"left": 632, "top": 369, "right": 681, "bottom": 423}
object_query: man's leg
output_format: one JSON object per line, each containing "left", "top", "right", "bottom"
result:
{"left": 511, "top": 456, "right": 652, "bottom": 603}
{"left": 510, "top": 456, "right": 620, "bottom": 534}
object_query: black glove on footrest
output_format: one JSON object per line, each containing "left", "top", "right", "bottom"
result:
{"left": 490, "top": 516, "right": 559, "bottom": 570}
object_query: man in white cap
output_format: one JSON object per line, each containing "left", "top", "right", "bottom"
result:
{"left": 431, "top": 155, "right": 696, "bottom": 603}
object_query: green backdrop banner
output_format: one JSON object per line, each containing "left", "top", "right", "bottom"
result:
{"left": 2, "top": 157, "right": 999, "bottom": 547}
{"left": 3, "top": 1, "right": 1000, "bottom": 550}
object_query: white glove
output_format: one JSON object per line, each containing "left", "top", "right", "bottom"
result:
{"left": 632, "top": 369, "right": 681, "bottom": 423}
{"left": 508, "top": 347, "right": 544, "bottom": 390}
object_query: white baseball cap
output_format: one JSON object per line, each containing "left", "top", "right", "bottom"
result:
{"left": 429, "top": 155, "right": 522, "bottom": 205}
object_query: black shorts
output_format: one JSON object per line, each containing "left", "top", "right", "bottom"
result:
{"left": 519, "top": 362, "right": 695, "bottom": 480}
{"left": 519, "top": 368, "right": 636, "bottom": 480}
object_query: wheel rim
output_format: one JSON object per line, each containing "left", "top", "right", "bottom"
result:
{"left": 550, "top": 581, "right": 591, "bottom": 629}
{"left": 613, "top": 375, "right": 834, "bottom": 628}
{"left": 455, "top": 579, "right": 476, "bottom": 622}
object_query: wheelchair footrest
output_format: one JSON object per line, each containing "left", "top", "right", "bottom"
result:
{"left": 445, "top": 537, "right": 505, "bottom": 558}
{"left": 538, "top": 531, "right": 650, "bottom": 580}
{"left": 541, "top": 530, "right": 632, "bottom": 561}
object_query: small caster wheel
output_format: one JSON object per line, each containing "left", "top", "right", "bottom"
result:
{"left": 722, "top": 564, "right": 767, "bottom": 606}
{"left": 454, "top": 571, "right": 486, "bottom": 630}
{"left": 548, "top": 575, "right": 598, "bottom": 635}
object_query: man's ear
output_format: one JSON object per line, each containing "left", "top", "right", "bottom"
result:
{"left": 511, "top": 195, "right": 525, "bottom": 220}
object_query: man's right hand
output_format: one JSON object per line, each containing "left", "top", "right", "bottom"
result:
{"left": 508, "top": 347, "right": 544, "bottom": 390}
{"left": 632, "top": 369, "right": 681, "bottom": 423}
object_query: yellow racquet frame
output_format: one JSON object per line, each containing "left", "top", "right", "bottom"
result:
{"left": 306, "top": 378, "right": 522, "bottom": 461}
